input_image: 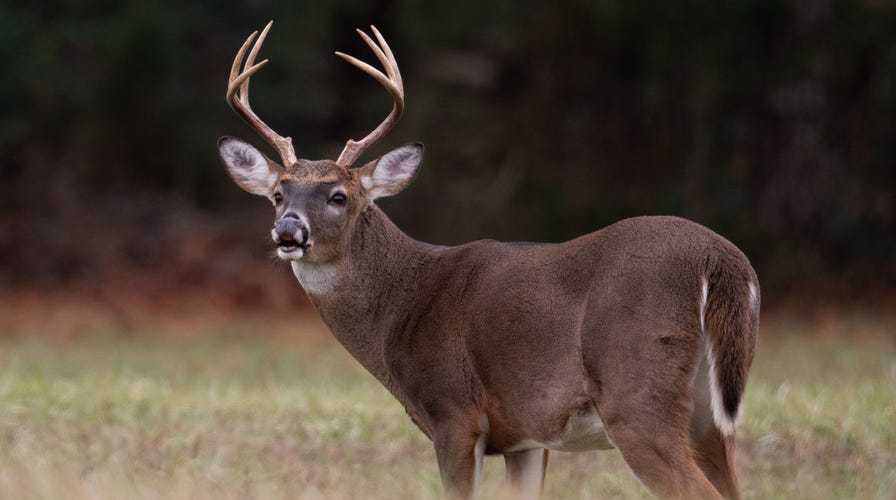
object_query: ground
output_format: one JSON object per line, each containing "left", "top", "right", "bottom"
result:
{"left": 0, "top": 304, "right": 893, "bottom": 499}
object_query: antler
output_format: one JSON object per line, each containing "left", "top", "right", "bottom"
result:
{"left": 226, "top": 21, "right": 298, "bottom": 167}
{"left": 335, "top": 26, "right": 405, "bottom": 167}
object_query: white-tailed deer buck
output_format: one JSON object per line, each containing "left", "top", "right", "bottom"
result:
{"left": 218, "top": 21, "right": 760, "bottom": 500}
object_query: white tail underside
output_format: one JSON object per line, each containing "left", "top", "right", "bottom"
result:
{"left": 699, "top": 276, "right": 737, "bottom": 436}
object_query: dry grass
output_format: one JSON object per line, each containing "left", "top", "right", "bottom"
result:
{"left": 0, "top": 308, "right": 894, "bottom": 499}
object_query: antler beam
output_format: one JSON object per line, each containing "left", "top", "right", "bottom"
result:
{"left": 226, "top": 21, "right": 298, "bottom": 167}
{"left": 335, "top": 26, "right": 405, "bottom": 167}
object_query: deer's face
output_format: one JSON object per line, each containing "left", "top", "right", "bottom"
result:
{"left": 218, "top": 137, "right": 422, "bottom": 263}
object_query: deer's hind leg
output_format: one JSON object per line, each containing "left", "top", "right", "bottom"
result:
{"left": 691, "top": 425, "right": 740, "bottom": 500}
{"left": 691, "top": 353, "right": 741, "bottom": 499}
{"left": 600, "top": 414, "right": 720, "bottom": 499}
{"left": 584, "top": 323, "right": 720, "bottom": 499}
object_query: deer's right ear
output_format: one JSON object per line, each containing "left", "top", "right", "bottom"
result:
{"left": 358, "top": 143, "right": 424, "bottom": 201}
{"left": 218, "top": 137, "right": 280, "bottom": 196}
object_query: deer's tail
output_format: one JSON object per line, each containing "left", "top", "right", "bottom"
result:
{"left": 698, "top": 263, "right": 760, "bottom": 436}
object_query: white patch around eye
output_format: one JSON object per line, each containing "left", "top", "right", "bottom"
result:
{"left": 327, "top": 186, "right": 348, "bottom": 212}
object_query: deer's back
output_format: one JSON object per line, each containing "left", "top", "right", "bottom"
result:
{"left": 444, "top": 215, "right": 754, "bottom": 313}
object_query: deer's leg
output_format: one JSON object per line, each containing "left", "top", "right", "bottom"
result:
{"left": 596, "top": 381, "right": 721, "bottom": 498}
{"left": 691, "top": 422, "right": 741, "bottom": 500}
{"left": 689, "top": 335, "right": 742, "bottom": 499}
{"left": 603, "top": 416, "right": 720, "bottom": 499}
{"left": 432, "top": 421, "right": 485, "bottom": 499}
{"left": 585, "top": 323, "right": 720, "bottom": 499}
{"left": 504, "top": 448, "right": 548, "bottom": 499}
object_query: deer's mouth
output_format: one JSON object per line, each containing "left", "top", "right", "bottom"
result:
{"left": 272, "top": 222, "right": 310, "bottom": 260}
{"left": 277, "top": 235, "right": 308, "bottom": 256}
{"left": 276, "top": 235, "right": 309, "bottom": 256}
{"left": 277, "top": 235, "right": 301, "bottom": 252}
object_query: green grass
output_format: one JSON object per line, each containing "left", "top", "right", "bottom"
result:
{"left": 0, "top": 311, "right": 894, "bottom": 499}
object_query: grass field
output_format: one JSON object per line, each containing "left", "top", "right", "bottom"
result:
{"left": 1, "top": 308, "right": 894, "bottom": 499}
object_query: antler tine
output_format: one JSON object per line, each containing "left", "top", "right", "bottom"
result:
{"left": 239, "top": 21, "right": 271, "bottom": 102}
{"left": 354, "top": 28, "right": 399, "bottom": 88}
{"left": 226, "top": 21, "right": 298, "bottom": 167}
{"left": 335, "top": 26, "right": 405, "bottom": 167}
{"left": 229, "top": 30, "right": 257, "bottom": 85}
{"left": 370, "top": 26, "right": 402, "bottom": 90}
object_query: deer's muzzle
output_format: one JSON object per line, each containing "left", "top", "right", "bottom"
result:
{"left": 272, "top": 215, "right": 309, "bottom": 258}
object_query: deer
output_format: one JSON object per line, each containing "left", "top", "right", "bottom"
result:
{"left": 217, "top": 21, "right": 760, "bottom": 500}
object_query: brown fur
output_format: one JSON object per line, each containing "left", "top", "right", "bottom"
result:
{"left": 693, "top": 426, "right": 740, "bottom": 500}
{"left": 270, "top": 192, "right": 757, "bottom": 498}
{"left": 219, "top": 25, "right": 759, "bottom": 498}
{"left": 704, "top": 260, "right": 760, "bottom": 422}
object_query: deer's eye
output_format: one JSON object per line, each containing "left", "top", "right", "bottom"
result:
{"left": 329, "top": 193, "right": 347, "bottom": 206}
{"left": 273, "top": 192, "right": 283, "bottom": 204}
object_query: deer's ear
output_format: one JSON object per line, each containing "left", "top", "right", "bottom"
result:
{"left": 358, "top": 143, "right": 424, "bottom": 200}
{"left": 218, "top": 137, "right": 280, "bottom": 196}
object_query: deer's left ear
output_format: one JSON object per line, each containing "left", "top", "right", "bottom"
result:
{"left": 358, "top": 143, "right": 424, "bottom": 200}
{"left": 218, "top": 136, "right": 281, "bottom": 196}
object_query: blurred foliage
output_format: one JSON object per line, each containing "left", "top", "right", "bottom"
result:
{"left": 1, "top": 0, "right": 894, "bottom": 290}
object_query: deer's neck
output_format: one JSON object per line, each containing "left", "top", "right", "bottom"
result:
{"left": 292, "top": 205, "right": 437, "bottom": 385}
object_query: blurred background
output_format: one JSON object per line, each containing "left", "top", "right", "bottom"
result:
{"left": 1, "top": 0, "right": 894, "bottom": 316}
{"left": 2, "top": 2, "right": 895, "bottom": 498}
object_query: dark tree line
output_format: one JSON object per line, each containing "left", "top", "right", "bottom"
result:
{"left": 1, "top": 0, "right": 894, "bottom": 294}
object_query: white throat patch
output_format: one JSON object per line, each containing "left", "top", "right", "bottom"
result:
{"left": 291, "top": 262, "right": 338, "bottom": 295}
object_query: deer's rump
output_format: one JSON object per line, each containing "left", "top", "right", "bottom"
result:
{"left": 441, "top": 215, "right": 758, "bottom": 454}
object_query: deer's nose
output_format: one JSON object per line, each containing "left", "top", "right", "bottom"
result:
{"left": 273, "top": 217, "right": 309, "bottom": 245}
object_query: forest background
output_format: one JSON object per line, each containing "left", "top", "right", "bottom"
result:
{"left": 2, "top": 0, "right": 893, "bottom": 316}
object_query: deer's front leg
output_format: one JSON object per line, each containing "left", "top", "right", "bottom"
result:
{"left": 505, "top": 448, "right": 549, "bottom": 499}
{"left": 433, "top": 421, "right": 486, "bottom": 499}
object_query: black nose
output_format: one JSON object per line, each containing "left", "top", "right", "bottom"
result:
{"left": 274, "top": 217, "right": 308, "bottom": 244}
